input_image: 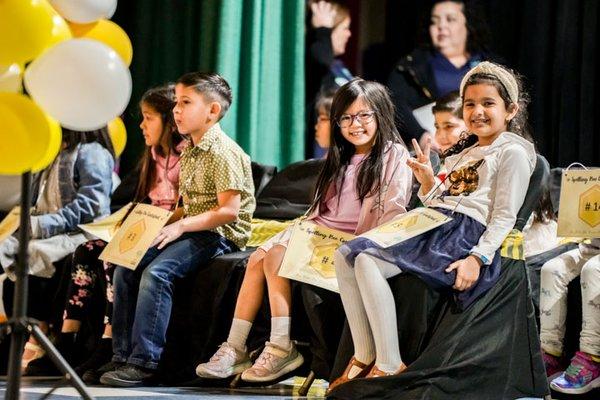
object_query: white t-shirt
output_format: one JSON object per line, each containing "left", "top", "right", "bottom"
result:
{"left": 419, "top": 132, "right": 536, "bottom": 264}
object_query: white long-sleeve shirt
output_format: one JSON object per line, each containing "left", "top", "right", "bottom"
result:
{"left": 419, "top": 132, "right": 536, "bottom": 264}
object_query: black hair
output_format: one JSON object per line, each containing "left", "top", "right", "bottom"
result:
{"left": 533, "top": 186, "right": 556, "bottom": 224}
{"left": 135, "top": 84, "right": 184, "bottom": 203}
{"left": 419, "top": 0, "right": 491, "bottom": 55}
{"left": 62, "top": 127, "right": 115, "bottom": 160}
{"left": 309, "top": 78, "right": 405, "bottom": 213}
{"left": 432, "top": 90, "right": 461, "bottom": 115}
{"left": 315, "top": 88, "right": 337, "bottom": 116}
{"left": 176, "top": 72, "right": 232, "bottom": 120}
{"left": 443, "top": 63, "right": 532, "bottom": 157}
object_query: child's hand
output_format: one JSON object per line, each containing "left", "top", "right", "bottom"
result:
{"left": 311, "top": 1, "right": 336, "bottom": 28}
{"left": 407, "top": 137, "right": 435, "bottom": 191}
{"left": 151, "top": 221, "right": 185, "bottom": 250}
{"left": 445, "top": 255, "right": 482, "bottom": 291}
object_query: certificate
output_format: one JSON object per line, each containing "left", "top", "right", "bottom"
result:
{"left": 358, "top": 207, "right": 451, "bottom": 248}
{"left": 99, "top": 203, "right": 172, "bottom": 269}
{"left": 557, "top": 169, "right": 600, "bottom": 238}
{"left": 78, "top": 203, "right": 135, "bottom": 243}
{"left": 278, "top": 221, "right": 355, "bottom": 293}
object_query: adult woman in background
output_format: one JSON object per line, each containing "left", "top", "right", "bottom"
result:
{"left": 387, "top": 0, "right": 497, "bottom": 146}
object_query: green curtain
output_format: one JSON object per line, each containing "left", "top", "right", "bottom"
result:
{"left": 114, "top": 0, "right": 305, "bottom": 172}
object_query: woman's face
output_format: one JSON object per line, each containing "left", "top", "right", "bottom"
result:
{"left": 429, "top": 1, "right": 468, "bottom": 54}
{"left": 331, "top": 17, "right": 351, "bottom": 56}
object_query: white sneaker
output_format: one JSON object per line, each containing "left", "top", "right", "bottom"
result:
{"left": 195, "top": 342, "right": 251, "bottom": 379}
{"left": 241, "top": 341, "right": 304, "bottom": 382}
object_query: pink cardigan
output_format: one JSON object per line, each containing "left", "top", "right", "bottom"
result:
{"left": 306, "top": 142, "right": 413, "bottom": 234}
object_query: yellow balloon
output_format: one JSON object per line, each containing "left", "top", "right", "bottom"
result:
{"left": 32, "top": 115, "right": 62, "bottom": 172}
{"left": 69, "top": 20, "right": 133, "bottom": 66}
{"left": 0, "top": 63, "right": 23, "bottom": 93}
{"left": 108, "top": 117, "right": 127, "bottom": 157}
{"left": 0, "top": 93, "right": 56, "bottom": 173}
{"left": 0, "top": 104, "right": 31, "bottom": 174}
{"left": 0, "top": 0, "right": 55, "bottom": 64}
{"left": 41, "top": 0, "right": 73, "bottom": 49}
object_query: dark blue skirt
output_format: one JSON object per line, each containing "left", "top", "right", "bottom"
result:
{"left": 338, "top": 208, "right": 501, "bottom": 309}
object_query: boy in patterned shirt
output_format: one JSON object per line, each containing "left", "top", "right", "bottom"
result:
{"left": 101, "top": 72, "right": 255, "bottom": 387}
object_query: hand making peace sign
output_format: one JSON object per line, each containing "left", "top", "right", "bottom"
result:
{"left": 406, "top": 137, "right": 436, "bottom": 193}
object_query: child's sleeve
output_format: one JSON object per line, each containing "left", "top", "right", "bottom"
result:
{"left": 470, "top": 145, "right": 533, "bottom": 264}
{"left": 380, "top": 146, "right": 412, "bottom": 223}
{"left": 32, "top": 144, "right": 114, "bottom": 239}
{"left": 212, "top": 148, "right": 251, "bottom": 194}
{"left": 417, "top": 177, "right": 445, "bottom": 205}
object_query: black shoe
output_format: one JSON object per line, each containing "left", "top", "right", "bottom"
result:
{"left": 99, "top": 364, "right": 157, "bottom": 387}
{"left": 25, "top": 332, "right": 78, "bottom": 376}
{"left": 75, "top": 338, "right": 113, "bottom": 383}
{"left": 97, "top": 360, "right": 125, "bottom": 374}
{"left": 81, "top": 357, "right": 122, "bottom": 385}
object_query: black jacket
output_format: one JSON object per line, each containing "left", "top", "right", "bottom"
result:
{"left": 387, "top": 47, "right": 500, "bottom": 143}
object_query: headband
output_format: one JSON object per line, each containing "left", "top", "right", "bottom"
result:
{"left": 459, "top": 61, "right": 519, "bottom": 104}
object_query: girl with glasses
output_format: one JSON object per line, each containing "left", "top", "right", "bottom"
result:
{"left": 196, "top": 78, "right": 412, "bottom": 384}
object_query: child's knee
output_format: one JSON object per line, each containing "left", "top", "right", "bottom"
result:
{"left": 541, "top": 258, "right": 566, "bottom": 278}
{"left": 247, "top": 249, "right": 266, "bottom": 270}
{"left": 140, "top": 264, "right": 171, "bottom": 290}
{"left": 262, "top": 246, "right": 285, "bottom": 272}
{"left": 581, "top": 259, "right": 600, "bottom": 280}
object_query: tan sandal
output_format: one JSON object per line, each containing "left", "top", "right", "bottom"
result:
{"left": 365, "top": 362, "right": 407, "bottom": 378}
{"left": 327, "top": 356, "right": 375, "bottom": 394}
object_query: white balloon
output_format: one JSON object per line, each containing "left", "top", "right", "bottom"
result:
{"left": 0, "top": 64, "right": 23, "bottom": 93}
{"left": 49, "top": 0, "right": 117, "bottom": 24}
{"left": 24, "top": 38, "right": 131, "bottom": 131}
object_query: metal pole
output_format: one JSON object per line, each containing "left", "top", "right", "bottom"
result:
{"left": 6, "top": 171, "right": 32, "bottom": 399}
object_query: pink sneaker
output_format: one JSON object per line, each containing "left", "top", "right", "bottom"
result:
{"left": 542, "top": 351, "right": 566, "bottom": 380}
{"left": 550, "top": 351, "right": 600, "bottom": 394}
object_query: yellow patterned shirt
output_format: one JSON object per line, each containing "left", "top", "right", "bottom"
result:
{"left": 179, "top": 123, "right": 255, "bottom": 249}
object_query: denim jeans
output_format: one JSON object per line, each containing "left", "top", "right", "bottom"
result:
{"left": 111, "top": 231, "right": 238, "bottom": 369}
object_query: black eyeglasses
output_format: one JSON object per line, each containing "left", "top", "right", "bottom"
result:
{"left": 337, "top": 111, "right": 376, "bottom": 128}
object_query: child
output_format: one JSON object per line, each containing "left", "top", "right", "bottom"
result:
{"left": 314, "top": 88, "right": 336, "bottom": 151}
{"left": 99, "top": 72, "right": 255, "bottom": 387}
{"left": 432, "top": 90, "right": 467, "bottom": 180}
{"left": 540, "top": 238, "right": 600, "bottom": 393}
{"left": 0, "top": 127, "right": 115, "bottom": 371}
{"left": 24, "top": 84, "right": 186, "bottom": 380}
{"left": 432, "top": 91, "right": 466, "bottom": 154}
{"left": 329, "top": 62, "right": 536, "bottom": 391}
{"left": 196, "top": 78, "right": 413, "bottom": 383}
{"left": 523, "top": 187, "right": 560, "bottom": 258}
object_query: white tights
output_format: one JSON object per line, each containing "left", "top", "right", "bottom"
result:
{"left": 335, "top": 251, "right": 403, "bottom": 373}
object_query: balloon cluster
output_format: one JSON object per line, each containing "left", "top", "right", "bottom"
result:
{"left": 0, "top": 0, "right": 131, "bottom": 174}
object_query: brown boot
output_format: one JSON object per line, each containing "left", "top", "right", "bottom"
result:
{"left": 327, "top": 357, "right": 375, "bottom": 394}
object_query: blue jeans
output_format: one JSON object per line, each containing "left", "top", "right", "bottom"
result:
{"left": 111, "top": 231, "right": 237, "bottom": 369}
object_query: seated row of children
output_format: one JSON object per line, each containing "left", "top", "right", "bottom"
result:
{"left": 4, "top": 61, "right": 596, "bottom": 395}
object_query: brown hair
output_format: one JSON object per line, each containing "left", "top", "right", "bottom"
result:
{"left": 135, "top": 84, "right": 183, "bottom": 202}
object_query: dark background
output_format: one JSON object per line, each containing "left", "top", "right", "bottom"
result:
{"left": 112, "top": 0, "right": 599, "bottom": 169}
